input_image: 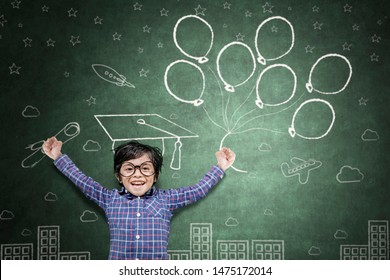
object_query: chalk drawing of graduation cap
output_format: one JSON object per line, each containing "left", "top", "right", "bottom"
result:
{"left": 94, "top": 114, "right": 199, "bottom": 170}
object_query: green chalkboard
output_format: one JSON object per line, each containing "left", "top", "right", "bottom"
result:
{"left": 1, "top": 0, "right": 389, "bottom": 260}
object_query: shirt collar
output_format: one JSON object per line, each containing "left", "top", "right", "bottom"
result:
{"left": 119, "top": 185, "right": 157, "bottom": 200}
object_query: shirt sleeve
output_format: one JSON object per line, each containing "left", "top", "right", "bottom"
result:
{"left": 165, "top": 165, "right": 225, "bottom": 211}
{"left": 54, "top": 154, "right": 112, "bottom": 210}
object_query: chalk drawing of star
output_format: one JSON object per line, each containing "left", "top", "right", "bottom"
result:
{"left": 223, "top": 2, "right": 231, "bottom": 9}
{"left": 133, "top": 2, "right": 142, "bottom": 11}
{"left": 138, "top": 47, "right": 144, "bottom": 54}
{"left": 305, "top": 45, "right": 315, "bottom": 53}
{"left": 0, "top": 15, "right": 8, "bottom": 27}
{"left": 64, "top": 72, "right": 70, "bottom": 78}
{"left": 68, "top": 8, "right": 78, "bottom": 17}
{"left": 371, "top": 34, "right": 381, "bottom": 43}
{"left": 342, "top": 42, "right": 352, "bottom": 51}
{"left": 94, "top": 16, "right": 103, "bottom": 24}
{"left": 86, "top": 96, "right": 96, "bottom": 106}
{"left": 245, "top": 11, "right": 252, "bottom": 17}
{"left": 139, "top": 69, "right": 149, "bottom": 77}
{"left": 313, "top": 21, "right": 323, "bottom": 30}
{"left": 46, "top": 38, "right": 55, "bottom": 47}
{"left": 23, "top": 37, "right": 32, "bottom": 47}
{"left": 194, "top": 5, "right": 206, "bottom": 16}
{"left": 112, "top": 32, "right": 122, "bottom": 41}
{"left": 157, "top": 42, "right": 164, "bottom": 48}
{"left": 271, "top": 25, "right": 278, "bottom": 32}
{"left": 9, "top": 63, "right": 21, "bottom": 75}
{"left": 343, "top": 4, "right": 353, "bottom": 13}
{"left": 11, "top": 0, "right": 21, "bottom": 9}
{"left": 352, "top": 24, "right": 359, "bottom": 31}
{"left": 370, "top": 53, "right": 379, "bottom": 62}
{"left": 143, "top": 25, "right": 151, "bottom": 33}
{"left": 358, "top": 97, "right": 368, "bottom": 106}
{"left": 160, "top": 8, "right": 169, "bottom": 16}
{"left": 69, "top": 35, "right": 81, "bottom": 46}
{"left": 262, "top": 2, "right": 274, "bottom": 13}
{"left": 42, "top": 5, "right": 49, "bottom": 12}
{"left": 236, "top": 33, "right": 245, "bottom": 41}
{"left": 312, "top": 5, "right": 320, "bottom": 12}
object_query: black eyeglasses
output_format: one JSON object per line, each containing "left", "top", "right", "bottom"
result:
{"left": 119, "top": 161, "right": 155, "bottom": 177}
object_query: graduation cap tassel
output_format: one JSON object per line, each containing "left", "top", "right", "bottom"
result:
{"left": 170, "top": 139, "right": 182, "bottom": 171}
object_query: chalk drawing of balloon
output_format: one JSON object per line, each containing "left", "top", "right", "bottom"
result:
{"left": 173, "top": 15, "right": 214, "bottom": 64}
{"left": 216, "top": 41, "right": 257, "bottom": 92}
{"left": 306, "top": 54, "right": 352, "bottom": 94}
{"left": 289, "top": 98, "right": 336, "bottom": 140}
{"left": 255, "top": 16, "right": 295, "bottom": 65}
{"left": 255, "top": 64, "right": 297, "bottom": 109}
{"left": 164, "top": 60, "right": 205, "bottom": 106}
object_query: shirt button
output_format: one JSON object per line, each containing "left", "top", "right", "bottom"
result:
{"left": 136, "top": 235, "right": 140, "bottom": 239}
{"left": 137, "top": 213, "right": 141, "bottom": 217}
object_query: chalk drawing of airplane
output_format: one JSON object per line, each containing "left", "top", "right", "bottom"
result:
{"left": 281, "top": 157, "right": 322, "bottom": 184}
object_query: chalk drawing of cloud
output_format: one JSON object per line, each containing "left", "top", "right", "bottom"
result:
{"left": 334, "top": 229, "right": 348, "bottom": 239}
{"left": 225, "top": 217, "right": 239, "bottom": 227}
{"left": 44, "top": 192, "right": 58, "bottom": 202}
{"left": 361, "top": 129, "right": 379, "bottom": 141}
{"left": 336, "top": 165, "right": 364, "bottom": 183}
{"left": 21, "top": 229, "right": 32, "bottom": 236}
{"left": 22, "top": 105, "right": 40, "bottom": 117}
{"left": 80, "top": 210, "right": 98, "bottom": 222}
{"left": 0, "top": 210, "right": 15, "bottom": 220}
{"left": 258, "top": 143, "right": 272, "bottom": 152}
{"left": 308, "top": 246, "right": 321, "bottom": 256}
{"left": 83, "top": 140, "right": 101, "bottom": 152}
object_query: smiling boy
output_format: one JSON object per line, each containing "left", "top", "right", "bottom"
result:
{"left": 42, "top": 137, "right": 235, "bottom": 260}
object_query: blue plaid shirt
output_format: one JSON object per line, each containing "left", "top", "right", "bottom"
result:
{"left": 54, "top": 154, "right": 224, "bottom": 260}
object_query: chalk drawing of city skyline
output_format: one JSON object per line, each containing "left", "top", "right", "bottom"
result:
{"left": 1, "top": 225, "right": 90, "bottom": 260}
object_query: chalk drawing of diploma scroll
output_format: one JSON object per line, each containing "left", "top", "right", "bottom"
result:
{"left": 216, "top": 41, "right": 257, "bottom": 92}
{"left": 21, "top": 122, "right": 80, "bottom": 168}
{"left": 255, "top": 64, "right": 297, "bottom": 109}
{"left": 305, "top": 54, "right": 352, "bottom": 94}
{"left": 92, "top": 64, "right": 135, "bottom": 88}
{"left": 255, "top": 16, "right": 295, "bottom": 65}
{"left": 173, "top": 15, "right": 214, "bottom": 64}
{"left": 164, "top": 60, "right": 205, "bottom": 106}
{"left": 281, "top": 157, "right": 322, "bottom": 184}
{"left": 94, "top": 114, "right": 198, "bottom": 171}
{"left": 288, "top": 98, "right": 335, "bottom": 140}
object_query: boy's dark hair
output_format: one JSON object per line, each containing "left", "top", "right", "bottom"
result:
{"left": 114, "top": 141, "right": 163, "bottom": 179}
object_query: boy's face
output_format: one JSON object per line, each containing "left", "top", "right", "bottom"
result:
{"left": 117, "top": 153, "right": 156, "bottom": 197}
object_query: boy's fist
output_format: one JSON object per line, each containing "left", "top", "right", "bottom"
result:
{"left": 42, "top": 137, "right": 63, "bottom": 161}
{"left": 216, "top": 147, "right": 236, "bottom": 171}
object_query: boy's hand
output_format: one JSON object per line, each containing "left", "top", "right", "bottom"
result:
{"left": 42, "top": 137, "right": 63, "bottom": 161}
{"left": 216, "top": 147, "right": 236, "bottom": 171}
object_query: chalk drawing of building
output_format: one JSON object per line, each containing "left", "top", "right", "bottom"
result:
{"left": 217, "top": 240, "right": 249, "bottom": 260}
{"left": 191, "top": 223, "right": 212, "bottom": 260}
{"left": 252, "top": 240, "right": 284, "bottom": 260}
{"left": 1, "top": 225, "right": 90, "bottom": 260}
{"left": 340, "top": 220, "right": 388, "bottom": 260}
{"left": 1, "top": 243, "right": 33, "bottom": 260}
{"left": 168, "top": 222, "right": 284, "bottom": 260}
